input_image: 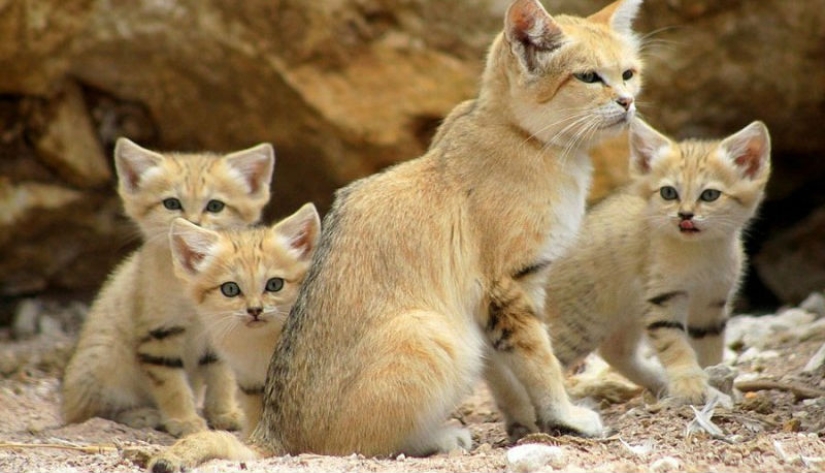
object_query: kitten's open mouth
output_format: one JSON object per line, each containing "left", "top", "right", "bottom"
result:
{"left": 679, "top": 220, "right": 700, "bottom": 233}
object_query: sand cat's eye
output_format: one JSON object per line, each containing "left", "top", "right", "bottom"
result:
{"left": 574, "top": 71, "right": 602, "bottom": 84}
{"left": 162, "top": 198, "right": 183, "bottom": 210}
{"left": 700, "top": 189, "right": 721, "bottom": 202}
{"left": 622, "top": 70, "right": 634, "bottom": 81}
{"left": 659, "top": 186, "right": 679, "bottom": 201}
{"left": 205, "top": 199, "right": 225, "bottom": 213}
{"left": 265, "top": 277, "right": 285, "bottom": 292}
{"left": 220, "top": 282, "right": 241, "bottom": 297}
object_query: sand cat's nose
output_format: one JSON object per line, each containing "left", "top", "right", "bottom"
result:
{"left": 247, "top": 307, "right": 263, "bottom": 318}
{"left": 616, "top": 96, "right": 634, "bottom": 111}
{"left": 678, "top": 211, "right": 694, "bottom": 220}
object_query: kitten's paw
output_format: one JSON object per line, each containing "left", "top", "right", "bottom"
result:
{"left": 402, "top": 424, "right": 472, "bottom": 456}
{"left": 205, "top": 407, "right": 244, "bottom": 432}
{"left": 116, "top": 407, "right": 162, "bottom": 429}
{"left": 666, "top": 371, "right": 710, "bottom": 406}
{"left": 163, "top": 416, "right": 208, "bottom": 438}
{"left": 506, "top": 421, "right": 538, "bottom": 443}
{"left": 540, "top": 404, "right": 604, "bottom": 438}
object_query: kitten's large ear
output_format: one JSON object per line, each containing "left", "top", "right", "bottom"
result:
{"left": 719, "top": 121, "right": 771, "bottom": 180}
{"left": 504, "top": 0, "right": 564, "bottom": 73}
{"left": 169, "top": 218, "right": 220, "bottom": 276}
{"left": 589, "top": 0, "right": 643, "bottom": 37}
{"left": 224, "top": 143, "right": 275, "bottom": 195}
{"left": 272, "top": 203, "right": 321, "bottom": 261}
{"left": 629, "top": 118, "right": 672, "bottom": 176}
{"left": 114, "top": 138, "right": 164, "bottom": 193}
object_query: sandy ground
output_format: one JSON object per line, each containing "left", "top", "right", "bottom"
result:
{"left": 2, "top": 301, "right": 825, "bottom": 473}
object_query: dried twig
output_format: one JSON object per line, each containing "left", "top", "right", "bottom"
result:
{"left": 0, "top": 442, "right": 118, "bottom": 454}
{"left": 735, "top": 379, "right": 825, "bottom": 400}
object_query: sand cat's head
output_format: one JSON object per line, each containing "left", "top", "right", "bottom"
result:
{"left": 169, "top": 203, "right": 320, "bottom": 342}
{"left": 629, "top": 118, "right": 771, "bottom": 241}
{"left": 488, "top": 0, "right": 644, "bottom": 148}
{"left": 114, "top": 138, "right": 275, "bottom": 242}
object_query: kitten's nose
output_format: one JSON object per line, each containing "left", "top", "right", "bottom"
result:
{"left": 678, "top": 211, "right": 694, "bottom": 220}
{"left": 247, "top": 307, "right": 263, "bottom": 318}
{"left": 616, "top": 96, "right": 633, "bottom": 111}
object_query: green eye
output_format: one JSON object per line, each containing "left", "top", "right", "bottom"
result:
{"left": 622, "top": 70, "right": 634, "bottom": 81}
{"left": 205, "top": 200, "right": 225, "bottom": 213}
{"left": 700, "top": 189, "right": 721, "bottom": 202}
{"left": 265, "top": 277, "right": 284, "bottom": 292}
{"left": 162, "top": 198, "right": 182, "bottom": 210}
{"left": 220, "top": 282, "right": 241, "bottom": 297}
{"left": 660, "top": 186, "right": 679, "bottom": 201}
{"left": 574, "top": 71, "right": 602, "bottom": 84}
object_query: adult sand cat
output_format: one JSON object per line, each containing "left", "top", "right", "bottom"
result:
{"left": 168, "top": 203, "right": 320, "bottom": 436}
{"left": 61, "top": 138, "right": 274, "bottom": 437}
{"left": 545, "top": 118, "right": 770, "bottom": 405}
{"left": 148, "top": 0, "right": 644, "bottom": 469}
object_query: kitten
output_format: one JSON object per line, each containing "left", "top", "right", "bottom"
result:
{"left": 148, "top": 205, "right": 319, "bottom": 473}
{"left": 168, "top": 203, "right": 320, "bottom": 437}
{"left": 248, "top": 0, "right": 643, "bottom": 457}
{"left": 61, "top": 138, "right": 274, "bottom": 437}
{"left": 544, "top": 118, "right": 771, "bottom": 405}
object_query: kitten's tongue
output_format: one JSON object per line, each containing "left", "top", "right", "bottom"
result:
{"left": 679, "top": 220, "right": 697, "bottom": 231}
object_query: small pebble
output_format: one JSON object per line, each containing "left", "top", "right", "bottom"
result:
{"left": 506, "top": 444, "right": 564, "bottom": 473}
{"left": 650, "top": 456, "right": 681, "bottom": 472}
{"left": 12, "top": 299, "right": 42, "bottom": 339}
{"left": 800, "top": 292, "right": 825, "bottom": 318}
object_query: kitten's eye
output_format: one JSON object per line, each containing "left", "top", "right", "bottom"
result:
{"left": 162, "top": 198, "right": 183, "bottom": 211}
{"left": 574, "top": 72, "right": 602, "bottom": 84}
{"left": 700, "top": 189, "right": 721, "bottom": 202}
{"left": 659, "top": 186, "right": 679, "bottom": 201}
{"left": 220, "top": 282, "right": 241, "bottom": 297}
{"left": 622, "top": 70, "right": 634, "bottom": 81}
{"left": 265, "top": 277, "right": 284, "bottom": 293}
{"left": 205, "top": 200, "right": 225, "bottom": 213}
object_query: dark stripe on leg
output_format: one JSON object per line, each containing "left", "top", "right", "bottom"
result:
{"left": 138, "top": 353, "right": 184, "bottom": 368}
{"left": 239, "top": 384, "right": 265, "bottom": 396}
{"left": 139, "top": 325, "right": 186, "bottom": 344}
{"left": 199, "top": 351, "right": 220, "bottom": 366}
{"left": 647, "top": 320, "right": 686, "bottom": 332}
{"left": 648, "top": 291, "right": 687, "bottom": 306}
{"left": 688, "top": 320, "right": 727, "bottom": 339}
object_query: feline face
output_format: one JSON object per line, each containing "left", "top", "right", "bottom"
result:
{"left": 630, "top": 119, "right": 771, "bottom": 241}
{"left": 500, "top": 0, "right": 643, "bottom": 149}
{"left": 114, "top": 138, "right": 275, "bottom": 242}
{"left": 170, "top": 203, "right": 320, "bottom": 347}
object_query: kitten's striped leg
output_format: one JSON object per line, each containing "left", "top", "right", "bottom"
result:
{"left": 687, "top": 299, "right": 729, "bottom": 367}
{"left": 486, "top": 279, "right": 603, "bottom": 437}
{"left": 644, "top": 290, "right": 708, "bottom": 405}
{"left": 137, "top": 325, "right": 207, "bottom": 437}
{"left": 483, "top": 357, "right": 538, "bottom": 441}
{"left": 598, "top": 324, "right": 667, "bottom": 397}
{"left": 199, "top": 349, "right": 244, "bottom": 432}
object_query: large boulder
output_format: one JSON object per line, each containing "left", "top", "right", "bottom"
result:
{"left": 0, "top": 0, "right": 823, "bottom": 310}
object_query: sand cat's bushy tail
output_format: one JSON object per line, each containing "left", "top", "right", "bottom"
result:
{"left": 148, "top": 430, "right": 261, "bottom": 473}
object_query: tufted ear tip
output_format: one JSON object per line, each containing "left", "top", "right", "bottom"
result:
{"left": 589, "top": 0, "right": 643, "bottom": 36}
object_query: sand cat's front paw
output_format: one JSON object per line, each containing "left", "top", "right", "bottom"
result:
{"left": 506, "top": 420, "right": 538, "bottom": 443}
{"left": 540, "top": 404, "right": 604, "bottom": 438}
{"left": 665, "top": 370, "right": 710, "bottom": 406}
{"left": 163, "top": 416, "right": 208, "bottom": 438}
{"left": 205, "top": 406, "right": 244, "bottom": 432}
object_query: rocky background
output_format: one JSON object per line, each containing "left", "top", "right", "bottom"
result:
{"left": 1, "top": 0, "right": 824, "bottom": 322}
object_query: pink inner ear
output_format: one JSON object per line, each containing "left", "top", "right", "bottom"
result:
{"left": 734, "top": 143, "right": 763, "bottom": 178}
{"left": 290, "top": 228, "right": 312, "bottom": 258}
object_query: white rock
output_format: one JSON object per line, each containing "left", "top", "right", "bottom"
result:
{"left": 650, "top": 456, "right": 681, "bottom": 472}
{"left": 800, "top": 292, "right": 825, "bottom": 318}
{"left": 506, "top": 444, "right": 564, "bottom": 473}
{"left": 803, "top": 342, "right": 825, "bottom": 373}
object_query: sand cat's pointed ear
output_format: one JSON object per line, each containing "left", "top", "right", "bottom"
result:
{"left": 224, "top": 143, "right": 275, "bottom": 195}
{"left": 589, "top": 0, "right": 643, "bottom": 37}
{"left": 629, "top": 118, "right": 672, "bottom": 176}
{"left": 505, "top": 0, "right": 564, "bottom": 73}
{"left": 169, "top": 218, "right": 220, "bottom": 276}
{"left": 720, "top": 121, "right": 771, "bottom": 180}
{"left": 272, "top": 203, "right": 321, "bottom": 261}
{"left": 114, "top": 138, "right": 164, "bottom": 193}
